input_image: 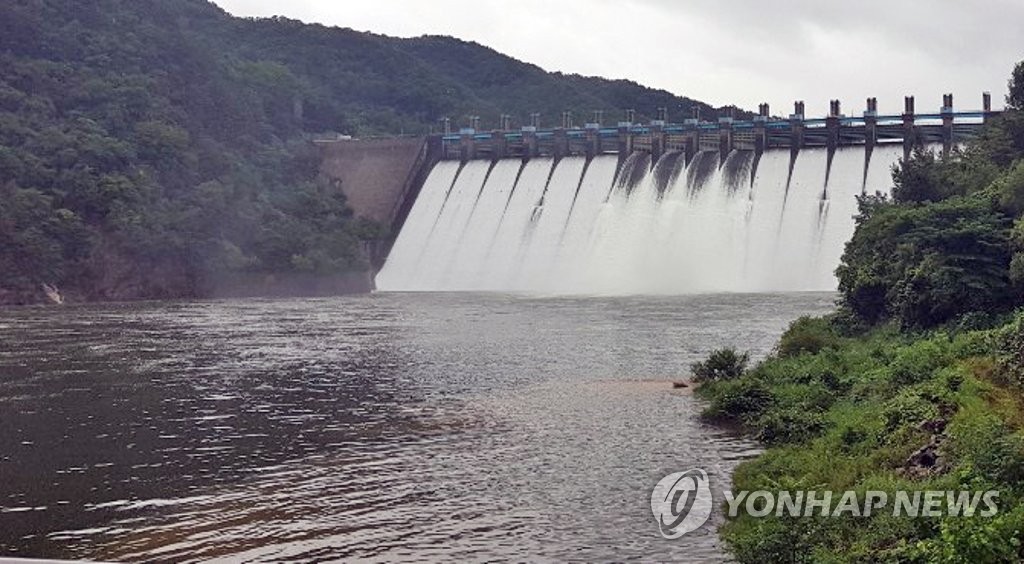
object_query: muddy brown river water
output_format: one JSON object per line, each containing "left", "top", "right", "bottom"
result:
{"left": 0, "top": 292, "right": 835, "bottom": 561}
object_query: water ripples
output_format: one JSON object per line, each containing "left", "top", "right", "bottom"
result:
{"left": 0, "top": 293, "right": 835, "bottom": 561}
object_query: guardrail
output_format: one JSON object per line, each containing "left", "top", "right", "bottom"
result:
{"left": 438, "top": 107, "right": 999, "bottom": 164}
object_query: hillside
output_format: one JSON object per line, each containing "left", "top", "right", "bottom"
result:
{"left": 0, "top": 0, "right": 736, "bottom": 304}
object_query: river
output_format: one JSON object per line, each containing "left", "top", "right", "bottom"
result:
{"left": 0, "top": 292, "right": 835, "bottom": 561}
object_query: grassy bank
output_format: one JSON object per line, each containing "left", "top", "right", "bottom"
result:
{"left": 697, "top": 315, "right": 1024, "bottom": 562}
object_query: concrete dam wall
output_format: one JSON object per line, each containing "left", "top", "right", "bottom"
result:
{"left": 318, "top": 136, "right": 439, "bottom": 233}
{"left": 322, "top": 98, "right": 994, "bottom": 293}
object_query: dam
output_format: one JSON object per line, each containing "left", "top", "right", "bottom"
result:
{"left": 318, "top": 95, "right": 999, "bottom": 293}
{"left": 375, "top": 144, "right": 903, "bottom": 293}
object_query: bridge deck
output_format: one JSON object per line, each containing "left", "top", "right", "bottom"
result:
{"left": 439, "top": 110, "right": 998, "bottom": 162}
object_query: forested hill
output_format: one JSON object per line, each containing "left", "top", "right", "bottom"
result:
{"left": 0, "top": 0, "right": 735, "bottom": 305}
{"left": 208, "top": 7, "right": 736, "bottom": 135}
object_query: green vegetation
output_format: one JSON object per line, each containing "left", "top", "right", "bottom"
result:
{"left": 699, "top": 61, "right": 1024, "bottom": 562}
{"left": 701, "top": 321, "right": 1024, "bottom": 562}
{"left": 0, "top": 0, "right": 733, "bottom": 304}
{"left": 692, "top": 348, "right": 750, "bottom": 382}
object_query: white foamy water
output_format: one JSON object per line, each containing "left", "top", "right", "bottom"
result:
{"left": 377, "top": 147, "right": 903, "bottom": 293}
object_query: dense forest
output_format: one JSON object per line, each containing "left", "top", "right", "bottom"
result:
{"left": 697, "top": 62, "right": 1024, "bottom": 562}
{"left": 0, "top": 0, "right": 733, "bottom": 304}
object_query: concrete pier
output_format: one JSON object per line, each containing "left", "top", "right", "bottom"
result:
{"left": 651, "top": 121, "right": 666, "bottom": 164}
{"left": 553, "top": 128, "right": 568, "bottom": 160}
{"left": 902, "top": 96, "right": 917, "bottom": 162}
{"left": 459, "top": 128, "right": 476, "bottom": 161}
{"left": 617, "top": 121, "right": 634, "bottom": 166}
{"left": 864, "top": 98, "right": 878, "bottom": 156}
{"left": 941, "top": 94, "right": 954, "bottom": 157}
{"left": 718, "top": 113, "right": 733, "bottom": 163}
{"left": 789, "top": 101, "right": 805, "bottom": 172}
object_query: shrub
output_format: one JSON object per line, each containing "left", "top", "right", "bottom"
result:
{"left": 777, "top": 316, "right": 840, "bottom": 357}
{"left": 1010, "top": 252, "right": 1024, "bottom": 287}
{"left": 948, "top": 409, "right": 1024, "bottom": 483}
{"left": 888, "top": 339, "right": 949, "bottom": 386}
{"left": 839, "top": 426, "right": 869, "bottom": 451}
{"left": 950, "top": 310, "right": 1004, "bottom": 334}
{"left": 771, "top": 381, "right": 838, "bottom": 413}
{"left": 755, "top": 409, "right": 827, "bottom": 445}
{"left": 692, "top": 348, "right": 750, "bottom": 382}
{"left": 909, "top": 505, "right": 1024, "bottom": 563}
{"left": 819, "top": 369, "right": 841, "bottom": 390}
{"left": 725, "top": 515, "right": 822, "bottom": 564}
{"left": 881, "top": 389, "right": 941, "bottom": 436}
{"left": 993, "top": 312, "right": 1024, "bottom": 388}
{"left": 827, "top": 306, "right": 869, "bottom": 337}
{"left": 949, "top": 327, "right": 996, "bottom": 359}
{"left": 703, "top": 379, "right": 774, "bottom": 420}
{"left": 993, "top": 159, "right": 1024, "bottom": 215}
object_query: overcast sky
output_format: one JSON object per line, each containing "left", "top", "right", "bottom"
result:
{"left": 214, "top": 0, "right": 1021, "bottom": 117}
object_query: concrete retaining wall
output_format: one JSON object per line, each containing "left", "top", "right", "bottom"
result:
{"left": 318, "top": 137, "right": 432, "bottom": 228}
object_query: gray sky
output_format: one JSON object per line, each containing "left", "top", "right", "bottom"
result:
{"left": 214, "top": 0, "right": 1021, "bottom": 117}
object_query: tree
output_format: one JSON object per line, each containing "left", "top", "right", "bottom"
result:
{"left": 838, "top": 191, "right": 1016, "bottom": 328}
{"left": 1008, "top": 60, "right": 1024, "bottom": 110}
{"left": 692, "top": 348, "right": 750, "bottom": 382}
{"left": 891, "top": 149, "right": 946, "bottom": 204}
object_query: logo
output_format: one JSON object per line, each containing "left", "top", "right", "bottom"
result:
{"left": 650, "top": 468, "right": 712, "bottom": 538}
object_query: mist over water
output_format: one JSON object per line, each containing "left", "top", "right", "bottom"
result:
{"left": 376, "top": 147, "right": 903, "bottom": 293}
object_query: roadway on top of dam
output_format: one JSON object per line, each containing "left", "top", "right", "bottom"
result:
{"left": 437, "top": 102, "right": 999, "bottom": 162}
{"left": 442, "top": 111, "right": 991, "bottom": 143}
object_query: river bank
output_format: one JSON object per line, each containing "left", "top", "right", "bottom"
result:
{"left": 0, "top": 271, "right": 375, "bottom": 307}
{"left": 697, "top": 314, "right": 1024, "bottom": 562}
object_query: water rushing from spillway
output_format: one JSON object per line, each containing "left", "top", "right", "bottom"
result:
{"left": 377, "top": 146, "right": 904, "bottom": 293}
